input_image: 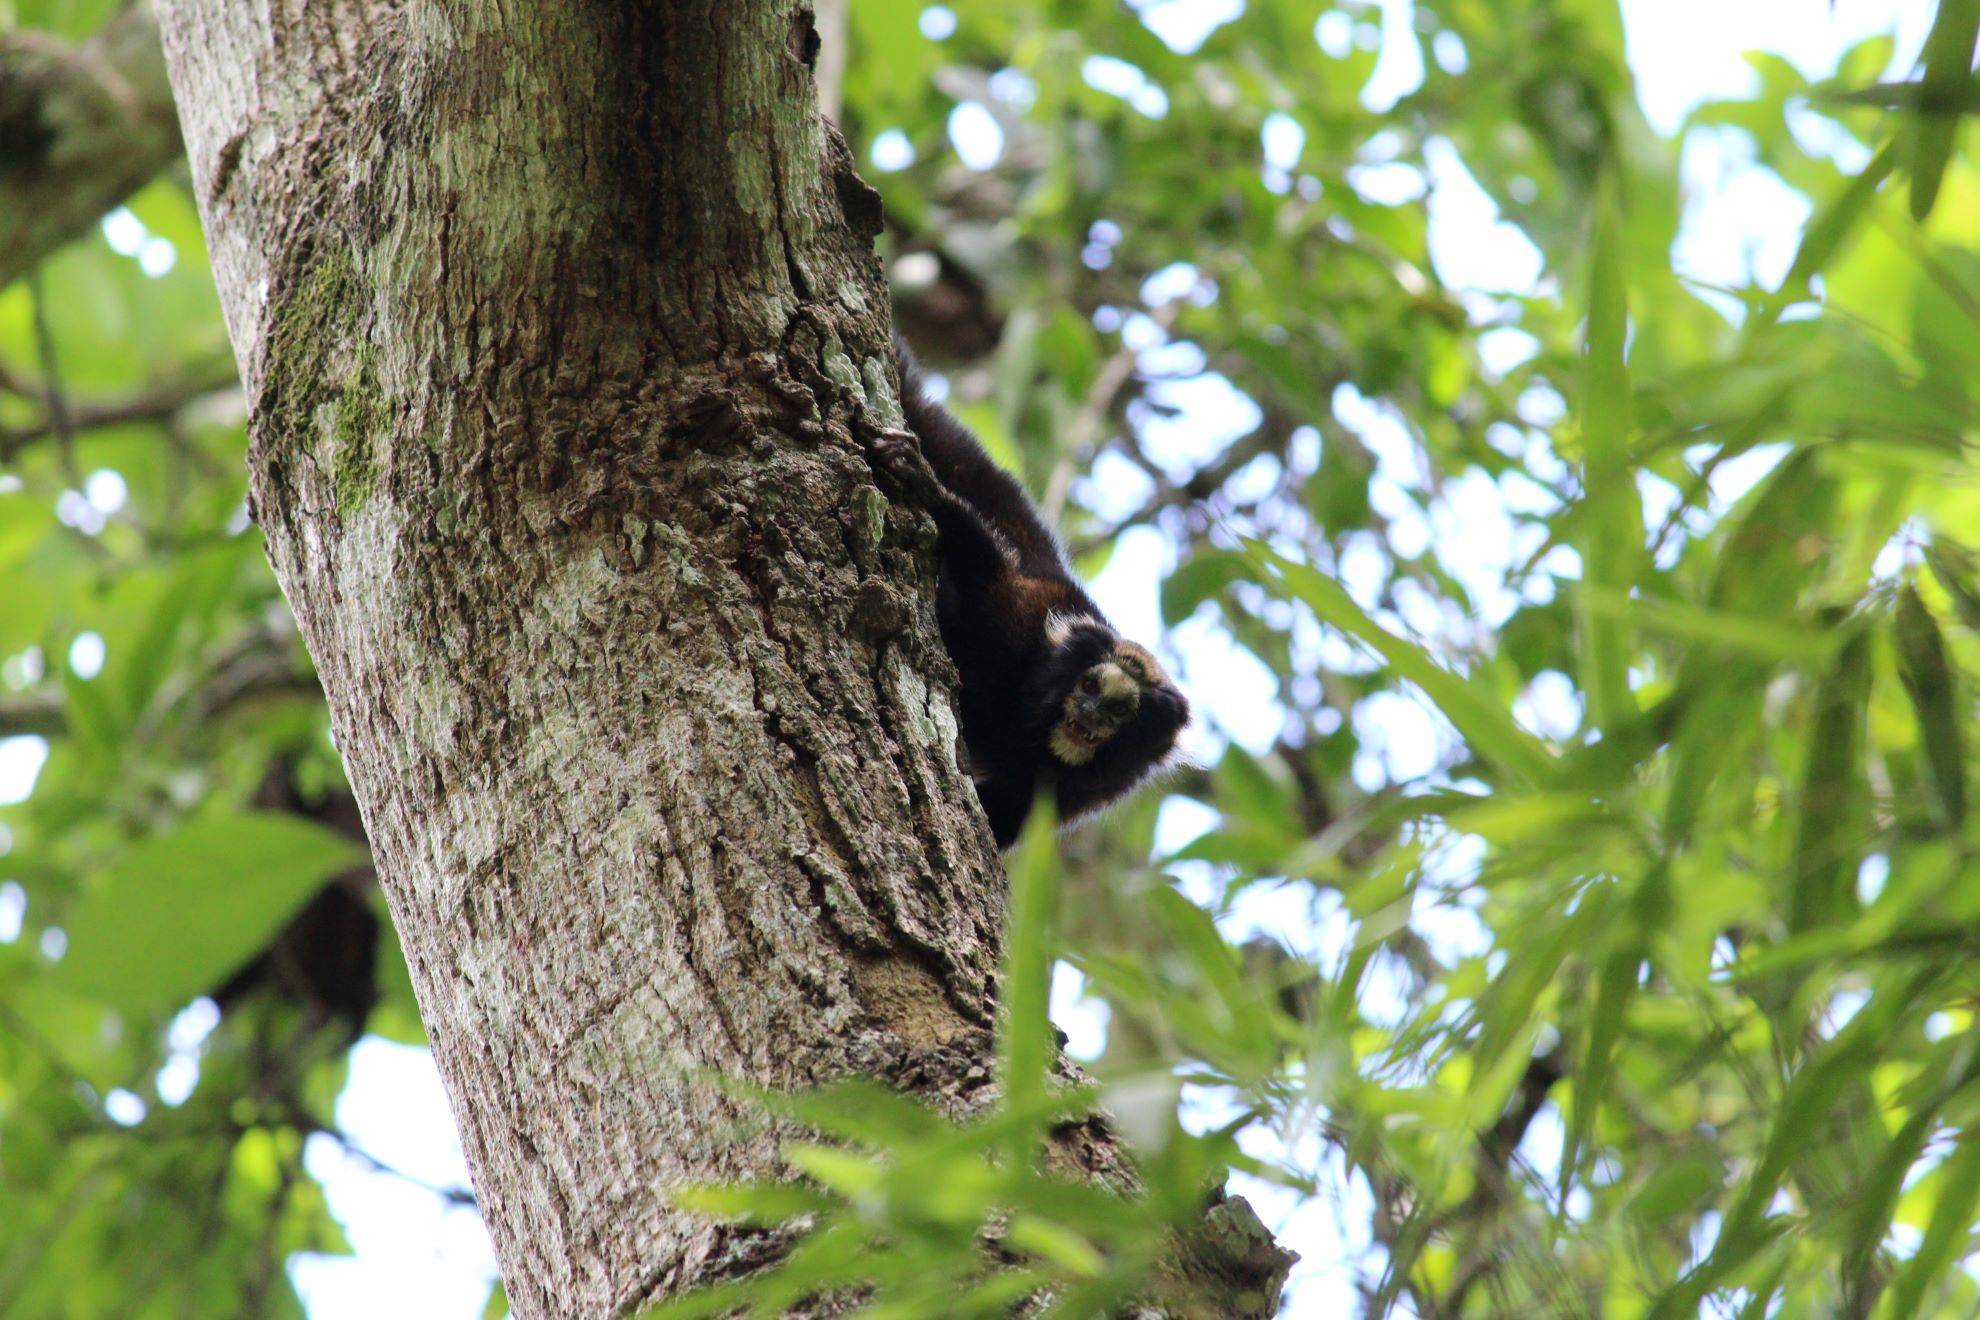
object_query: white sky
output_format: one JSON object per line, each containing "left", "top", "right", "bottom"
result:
{"left": 0, "top": 0, "right": 1940, "bottom": 1314}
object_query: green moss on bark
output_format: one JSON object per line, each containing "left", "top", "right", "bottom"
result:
{"left": 259, "top": 247, "right": 388, "bottom": 516}
{"left": 332, "top": 345, "right": 382, "bottom": 515}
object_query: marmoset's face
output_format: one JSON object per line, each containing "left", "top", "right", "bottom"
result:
{"left": 1048, "top": 638, "right": 1177, "bottom": 766}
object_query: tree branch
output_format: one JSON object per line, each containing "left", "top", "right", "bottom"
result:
{"left": 0, "top": 364, "right": 240, "bottom": 462}
{"left": 0, "top": 2, "right": 181, "bottom": 290}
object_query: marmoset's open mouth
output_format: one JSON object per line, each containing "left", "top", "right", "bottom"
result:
{"left": 1060, "top": 717, "right": 1106, "bottom": 750}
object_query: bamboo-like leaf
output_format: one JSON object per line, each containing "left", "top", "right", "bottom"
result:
{"left": 1665, "top": 450, "right": 1836, "bottom": 846}
{"left": 783, "top": 1143, "right": 884, "bottom": 1197}
{"left": 1563, "top": 863, "right": 1670, "bottom": 1194}
{"left": 1161, "top": 551, "right": 1251, "bottom": 626}
{"left": 1905, "top": 0, "right": 1980, "bottom": 220}
{"left": 1575, "top": 168, "right": 1638, "bottom": 730}
{"left": 1577, "top": 586, "right": 1838, "bottom": 663}
{"left": 1817, "top": 76, "right": 1980, "bottom": 112}
{"left": 670, "top": 1182, "right": 832, "bottom": 1225}
{"left": 1241, "top": 544, "right": 1555, "bottom": 784}
{"left": 1893, "top": 584, "right": 1967, "bottom": 828}
{"left": 1704, "top": 450, "right": 1835, "bottom": 614}
{"left": 1734, "top": 1260, "right": 1794, "bottom": 1320}
{"left": 762, "top": 1081, "right": 947, "bottom": 1147}
{"left": 740, "top": 1219, "right": 876, "bottom": 1316}
{"left": 1881, "top": 1127, "right": 1980, "bottom": 1317}
{"left": 1212, "top": 744, "right": 1300, "bottom": 841}
{"left": 999, "top": 806, "right": 1060, "bottom": 1166}
{"left": 1145, "top": 888, "right": 1246, "bottom": 1002}
{"left": 1002, "top": 1214, "right": 1108, "bottom": 1277}
{"left": 1787, "top": 625, "right": 1872, "bottom": 935}
{"left": 1757, "top": 143, "right": 1897, "bottom": 324}
{"left": 1924, "top": 541, "right": 1980, "bottom": 633}
{"left": 1626, "top": 1156, "right": 1722, "bottom": 1226}
{"left": 1841, "top": 1046, "right": 1980, "bottom": 1293}
{"left": 1144, "top": 887, "right": 1280, "bottom": 1070}
{"left": 638, "top": 1277, "right": 754, "bottom": 1320}
{"left": 1470, "top": 891, "right": 1606, "bottom": 1123}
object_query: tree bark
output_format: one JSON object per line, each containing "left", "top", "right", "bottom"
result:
{"left": 152, "top": 3, "right": 1289, "bottom": 1315}
{"left": 0, "top": 1, "right": 180, "bottom": 289}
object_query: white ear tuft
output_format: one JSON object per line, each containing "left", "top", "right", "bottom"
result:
{"left": 1044, "top": 611, "right": 1078, "bottom": 648}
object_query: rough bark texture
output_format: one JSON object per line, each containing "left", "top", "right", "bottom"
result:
{"left": 0, "top": 1, "right": 180, "bottom": 289}
{"left": 152, "top": 3, "right": 1289, "bottom": 1315}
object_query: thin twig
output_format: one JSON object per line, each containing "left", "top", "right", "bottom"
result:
{"left": 25, "top": 273, "right": 83, "bottom": 489}
{"left": 1042, "top": 300, "right": 1183, "bottom": 526}
{"left": 241, "top": 1154, "right": 300, "bottom": 1319}
{"left": 0, "top": 362, "right": 239, "bottom": 464}
{"left": 306, "top": 1122, "right": 478, "bottom": 1208}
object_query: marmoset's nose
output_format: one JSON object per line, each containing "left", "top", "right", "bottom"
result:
{"left": 1077, "top": 688, "right": 1138, "bottom": 725}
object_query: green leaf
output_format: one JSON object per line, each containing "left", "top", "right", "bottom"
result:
{"left": 1238, "top": 544, "right": 1555, "bottom": 785}
{"left": 1818, "top": 74, "right": 1980, "bottom": 113}
{"left": 1576, "top": 586, "right": 1837, "bottom": 663}
{"left": 637, "top": 1276, "right": 754, "bottom": 1320}
{"left": 1656, "top": 967, "right": 1941, "bottom": 1319}
{"left": 1211, "top": 744, "right": 1299, "bottom": 840}
{"left": 764, "top": 1081, "right": 947, "bottom": 1148}
{"left": 781, "top": 1143, "right": 883, "bottom": 1198}
{"left": 1904, "top": 0, "right": 1980, "bottom": 221}
{"left": 1575, "top": 168, "right": 1638, "bottom": 730}
{"left": 1002, "top": 1213, "right": 1107, "bottom": 1277}
{"left": 1664, "top": 449, "right": 1836, "bottom": 845}
{"left": 1893, "top": 584, "right": 1966, "bottom": 828}
{"left": 1469, "top": 889, "right": 1607, "bottom": 1130}
{"left": 1758, "top": 143, "right": 1897, "bottom": 321}
{"left": 1882, "top": 1127, "right": 1980, "bottom": 1317}
{"left": 1564, "top": 862, "right": 1669, "bottom": 1193}
{"left": 1626, "top": 1156, "right": 1722, "bottom": 1226}
{"left": 670, "top": 1182, "right": 832, "bottom": 1225}
{"left": 54, "top": 810, "right": 366, "bottom": 1014}
{"left": 114, "top": 545, "right": 248, "bottom": 726}
{"left": 1843, "top": 1107, "right": 1941, "bottom": 1286}
{"left": 1787, "top": 623, "right": 1871, "bottom": 935}
{"left": 60, "top": 658, "right": 123, "bottom": 751}
{"left": 1160, "top": 551, "right": 1250, "bottom": 626}
{"left": 1924, "top": 541, "right": 1980, "bottom": 633}
{"left": 1144, "top": 886, "right": 1279, "bottom": 1071}
{"left": 998, "top": 806, "right": 1059, "bottom": 1165}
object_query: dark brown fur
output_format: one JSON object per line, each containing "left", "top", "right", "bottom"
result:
{"left": 868, "top": 342, "right": 1189, "bottom": 848}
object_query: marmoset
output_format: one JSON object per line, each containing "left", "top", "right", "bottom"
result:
{"left": 869, "top": 343, "right": 1189, "bottom": 849}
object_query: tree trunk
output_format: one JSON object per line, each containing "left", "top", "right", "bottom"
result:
{"left": 152, "top": 3, "right": 1290, "bottom": 1314}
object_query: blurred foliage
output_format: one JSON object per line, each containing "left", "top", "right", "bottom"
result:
{"left": 3, "top": 0, "right": 1980, "bottom": 1315}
